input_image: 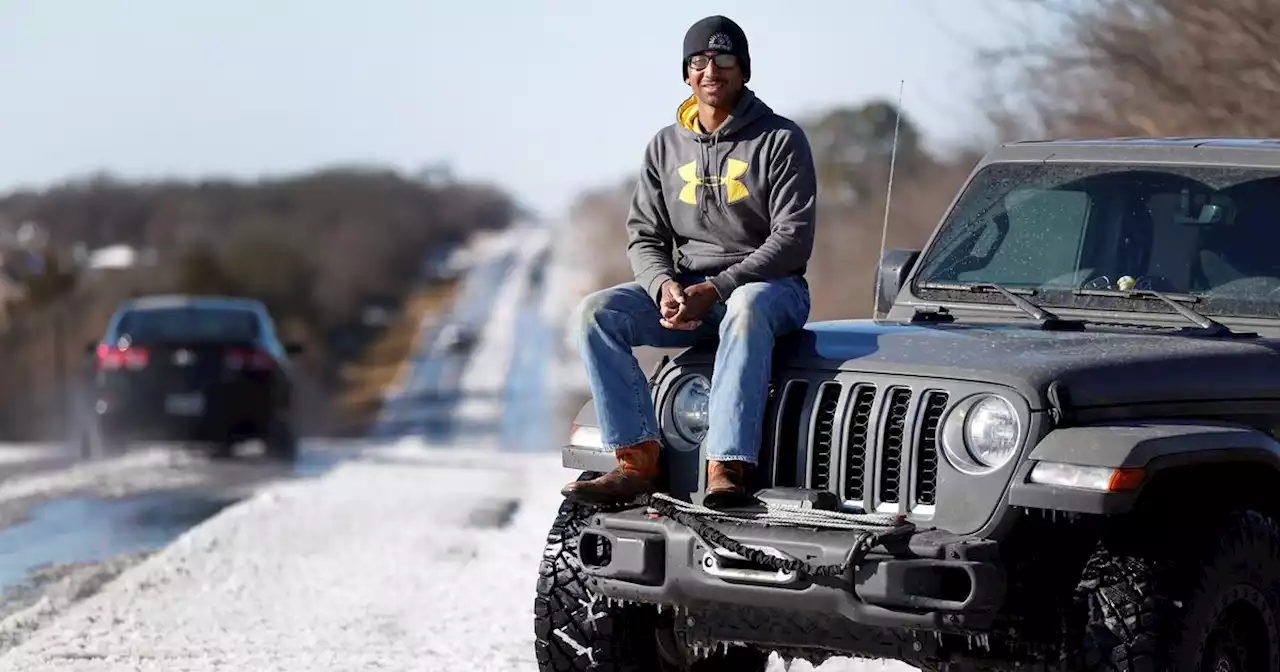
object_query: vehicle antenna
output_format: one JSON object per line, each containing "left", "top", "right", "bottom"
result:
{"left": 876, "top": 79, "right": 905, "bottom": 275}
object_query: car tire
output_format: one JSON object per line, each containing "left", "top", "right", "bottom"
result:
{"left": 1072, "top": 509, "right": 1280, "bottom": 671}
{"left": 533, "top": 471, "right": 771, "bottom": 672}
{"left": 264, "top": 421, "right": 298, "bottom": 462}
{"left": 78, "top": 420, "right": 121, "bottom": 460}
{"left": 208, "top": 440, "right": 237, "bottom": 460}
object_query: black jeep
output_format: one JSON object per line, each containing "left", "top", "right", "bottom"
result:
{"left": 534, "top": 138, "right": 1280, "bottom": 671}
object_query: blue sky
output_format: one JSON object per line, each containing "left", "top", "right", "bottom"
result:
{"left": 0, "top": 1, "right": 1053, "bottom": 220}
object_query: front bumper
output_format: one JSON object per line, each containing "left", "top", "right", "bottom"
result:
{"left": 577, "top": 507, "right": 1006, "bottom": 635}
{"left": 95, "top": 382, "right": 276, "bottom": 443}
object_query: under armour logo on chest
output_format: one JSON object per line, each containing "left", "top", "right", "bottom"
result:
{"left": 677, "top": 159, "right": 751, "bottom": 205}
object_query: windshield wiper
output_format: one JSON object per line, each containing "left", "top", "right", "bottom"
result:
{"left": 1071, "top": 288, "right": 1255, "bottom": 338}
{"left": 918, "top": 281, "right": 1086, "bottom": 330}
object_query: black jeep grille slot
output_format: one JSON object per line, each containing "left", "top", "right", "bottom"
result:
{"left": 915, "top": 391, "right": 949, "bottom": 506}
{"left": 767, "top": 376, "right": 960, "bottom": 514}
{"left": 808, "top": 383, "right": 842, "bottom": 492}
{"left": 772, "top": 380, "right": 810, "bottom": 488}
{"left": 877, "top": 387, "right": 913, "bottom": 506}
{"left": 842, "top": 384, "right": 877, "bottom": 503}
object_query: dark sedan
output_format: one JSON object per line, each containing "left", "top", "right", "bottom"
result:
{"left": 84, "top": 295, "right": 302, "bottom": 461}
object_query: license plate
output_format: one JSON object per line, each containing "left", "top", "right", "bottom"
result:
{"left": 165, "top": 393, "right": 205, "bottom": 416}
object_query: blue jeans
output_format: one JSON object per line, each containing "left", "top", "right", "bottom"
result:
{"left": 572, "top": 274, "right": 811, "bottom": 464}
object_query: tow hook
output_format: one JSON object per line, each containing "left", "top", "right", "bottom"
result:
{"left": 698, "top": 544, "right": 799, "bottom": 586}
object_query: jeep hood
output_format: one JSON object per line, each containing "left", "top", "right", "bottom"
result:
{"left": 769, "top": 319, "right": 1280, "bottom": 409}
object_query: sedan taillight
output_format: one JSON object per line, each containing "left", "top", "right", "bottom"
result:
{"left": 224, "top": 347, "right": 273, "bottom": 371}
{"left": 97, "top": 344, "right": 149, "bottom": 371}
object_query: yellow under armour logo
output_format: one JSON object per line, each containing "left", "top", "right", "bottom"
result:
{"left": 678, "top": 159, "right": 750, "bottom": 205}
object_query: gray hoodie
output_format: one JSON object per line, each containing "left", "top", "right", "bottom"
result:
{"left": 625, "top": 86, "right": 817, "bottom": 304}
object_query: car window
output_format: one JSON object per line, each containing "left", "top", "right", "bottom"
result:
{"left": 912, "top": 162, "right": 1280, "bottom": 318}
{"left": 953, "top": 188, "right": 1092, "bottom": 287}
{"left": 114, "top": 307, "right": 260, "bottom": 343}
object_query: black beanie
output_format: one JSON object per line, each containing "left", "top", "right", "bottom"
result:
{"left": 682, "top": 15, "right": 750, "bottom": 82}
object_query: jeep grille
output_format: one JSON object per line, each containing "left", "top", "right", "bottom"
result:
{"left": 765, "top": 378, "right": 952, "bottom": 516}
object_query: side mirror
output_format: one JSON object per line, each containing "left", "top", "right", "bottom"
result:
{"left": 284, "top": 342, "right": 304, "bottom": 355}
{"left": 874, "top": 248, "right": 921, "bottom": 319}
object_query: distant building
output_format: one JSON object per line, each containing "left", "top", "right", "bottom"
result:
{"left": 81, "top": 243, "right": 159, "bottom": 273}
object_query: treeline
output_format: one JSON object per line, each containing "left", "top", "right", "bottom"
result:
{"left": 568, "top": 0, "right": 1280, "bottom": 320}
{"left": 0, "top": 167, "right": 516, "bottom": 440}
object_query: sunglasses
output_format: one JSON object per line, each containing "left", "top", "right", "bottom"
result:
{"left": 688, "top": 53, "right": 738, "bottom": 71}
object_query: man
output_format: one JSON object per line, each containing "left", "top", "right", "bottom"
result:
{"left": 562, "top": 14, "right": 817, "bottom": 508}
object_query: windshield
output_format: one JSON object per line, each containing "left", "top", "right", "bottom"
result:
{"left": 114, "top": 306, "right": 260, "bottom": 343}
{"left": 911, "top": 161, "right": 1280, "bottom": 319}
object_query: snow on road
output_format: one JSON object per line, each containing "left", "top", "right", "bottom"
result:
{"left": 453, "top": 224, "right": 552, "bottom": 435}
{"left": 0, "top": 223, "right": 921, "bottom": 671}
{"left": 0, "top": 439, "right": 363, "bottom": 531}
{"left": 0, "top": 445, "right": 71, "bottom": 467}
{"left": 369, "top": 230, "right": 513, "bottom": 435}
{"left": 0, "top": 447, "right": 570, "bottom": 671}
{"left": 0, "top": 449, "right": 205, "bottom": 505}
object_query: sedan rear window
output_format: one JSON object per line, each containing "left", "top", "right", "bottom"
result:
{"left": 115, "top": 307, "right": 260, "bottom": 343}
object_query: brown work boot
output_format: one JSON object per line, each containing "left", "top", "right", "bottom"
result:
{"left": 561, "top": 440, "right": 661, "bottom": 506}
{"left": 703, "top": 460, "right": 754, "bottom": 509}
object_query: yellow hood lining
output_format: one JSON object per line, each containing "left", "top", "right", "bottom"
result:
{"left": 678, "top": 94, "right": 702, "bottom": 133}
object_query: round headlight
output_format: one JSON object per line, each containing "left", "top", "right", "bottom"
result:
{"left": 963, "top": 395, "right": 1020, "bottom": 468}
{"left": 670, "top": 374, "right": 710, "bottom": 444}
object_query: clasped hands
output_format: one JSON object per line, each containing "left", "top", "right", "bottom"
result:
{"left": 659, "top": 279, "right": 719, "bottom": 331}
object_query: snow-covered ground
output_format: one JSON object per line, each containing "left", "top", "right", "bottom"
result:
{"left": 0, "top": 445, "right": 70, "bottom": 467}
{"left": 0, "top": 447, "right": 571, "bottom": 671}
{"left": 0, "top": 443, "right": 84, "bottom": 492}
{"left": 0, "top": 223, "right": 921, "bottom": 671}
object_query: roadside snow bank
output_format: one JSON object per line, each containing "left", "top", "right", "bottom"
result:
{"left": 0, "top": 447, "right": 574, "bottom": 671}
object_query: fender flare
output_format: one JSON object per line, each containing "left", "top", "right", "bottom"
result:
{"left": 1008, "top": 420, "right": 1280, "bottom": 514}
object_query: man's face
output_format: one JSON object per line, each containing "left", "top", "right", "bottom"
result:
{"left": 686, "top": 51, "right": 744, "bottom": 108}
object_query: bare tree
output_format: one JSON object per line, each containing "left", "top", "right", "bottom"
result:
{"left": 979, "top": 0, "right": 1280, "bottom": 139}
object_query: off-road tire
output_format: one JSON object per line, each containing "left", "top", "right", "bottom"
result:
{"left": 533, "top": 471, "right": 772, "bottom": 672}
{"left": 533, "top": 472, "right": 658, "bottom": 672}
{"left": 1073, "top": 509, "right": 1280, "bottom": 671}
